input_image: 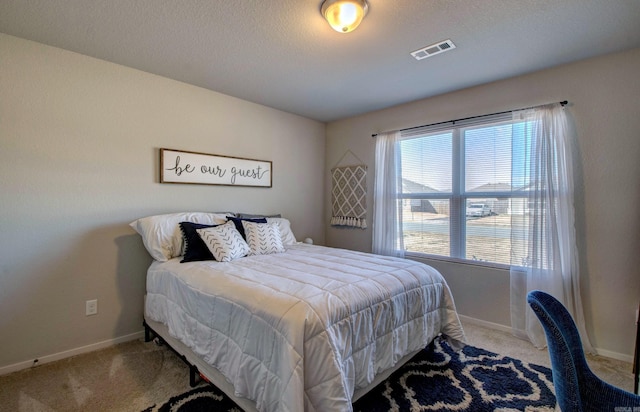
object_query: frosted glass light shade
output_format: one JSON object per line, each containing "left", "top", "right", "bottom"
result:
{"left": 321, "top": 0, "right": 369, "bottom": 33}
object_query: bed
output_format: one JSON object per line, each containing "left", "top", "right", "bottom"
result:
{"left": 131, "top": 212, "right": 465, "bottom": 412}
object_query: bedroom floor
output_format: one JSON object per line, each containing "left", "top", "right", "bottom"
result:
{"left": 462, "top": 318, "right": 635, "bottom": 392}
{"left": 0, "top": 319, "right": 634, "bottom": 412}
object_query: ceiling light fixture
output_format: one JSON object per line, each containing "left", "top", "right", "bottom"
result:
{"left": 321, "top": 0, "right": 369, "bottom": 33}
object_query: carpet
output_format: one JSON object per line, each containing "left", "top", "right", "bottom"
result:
{"left": 142, "top": 337, "right": 556, "bottom": 411}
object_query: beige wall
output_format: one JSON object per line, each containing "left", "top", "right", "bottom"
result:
{"left": 325, "top": 48, "right": 640, "bottom": 361}
{"left": 0, "top": 34, "right": 326, "bottom": 371}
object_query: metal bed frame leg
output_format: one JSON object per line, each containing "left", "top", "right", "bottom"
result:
{"left": 143, "top": 320, "right": 204, "bottom": 388}
{"left": 190, "top": 365, "right": 200, "bottom": 387}
{"left": 143, "top": 320, "right": 154, "bottom": 342}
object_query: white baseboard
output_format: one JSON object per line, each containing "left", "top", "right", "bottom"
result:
{"left": 458, "top": 314, "right": 634, "bottom": 364}
{"left": 595, "top": 347, "right": 634, "bottom": 364}
{"left": 0, "top": 330, "right": 144, "bottom": 377}
{"left": 458, "top": 314, "right": 513, "bottom": 334}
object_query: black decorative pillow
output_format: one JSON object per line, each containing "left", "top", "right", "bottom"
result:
{"left": 227, "top": 217, "right": 267, "bottom": 239}
{"left": 179, "top": 221, "right": 220, "bottom": 263}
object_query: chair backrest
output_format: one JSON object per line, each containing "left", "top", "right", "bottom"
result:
{"left": 527, "top": 290, "right": 585, "bottom": 412}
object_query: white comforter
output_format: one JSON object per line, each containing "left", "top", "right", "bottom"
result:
{"left": 145, "top": 244, "right": 465, "bottom": 412}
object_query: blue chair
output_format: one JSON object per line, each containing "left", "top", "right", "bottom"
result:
{"left": 527, "top": 290, "right": 640, "bottom": 411}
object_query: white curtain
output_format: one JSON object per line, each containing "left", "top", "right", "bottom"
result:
{"left": 510, "top": 103, "right": 594, "bottom": 353}
{"left": 372, "top": 131, "right": 404, "bottom": 257}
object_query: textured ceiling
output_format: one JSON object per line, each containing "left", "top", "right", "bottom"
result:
{"left": 1, "top": 0, "right": 640, "bottom": 122}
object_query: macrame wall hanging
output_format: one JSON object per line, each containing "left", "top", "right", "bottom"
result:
{"left": 331, "top": 150, "right": 367, "bottom": 229}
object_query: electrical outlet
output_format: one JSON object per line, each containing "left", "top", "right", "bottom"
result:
{"left": 86, "top": 299, "right": 98, "bottom": 316}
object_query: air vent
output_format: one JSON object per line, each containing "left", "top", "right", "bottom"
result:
{"left": 411, "top": 39, "right": 456, "bottom": 61}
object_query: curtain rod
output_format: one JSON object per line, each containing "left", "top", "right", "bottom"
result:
{"left": 371, "top": 100, "right": 567, "bottom": 138}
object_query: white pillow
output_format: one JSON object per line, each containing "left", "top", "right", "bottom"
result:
{"left": 243, "top": 221, "right": 285, "bottom": 256}
{"left": 196, "top": 221, "right": 249, "bottom": 262}
{"left": 265, "top": 217, "right": 297, "bottom": 245}
{"left": 130, "top": 212, "right": 232, "bottom": 261}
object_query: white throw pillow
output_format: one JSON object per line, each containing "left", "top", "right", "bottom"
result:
{"left": 197, "top": 221, "right": 249, "bottom": 262}
{"left": 129, "top": 212, "right": 232, "bottom": 261}
{"left": 243, "top": 221, "right": 285, "bottom": 256}
{"left": 265, "top": 217, "right": 297, "bottom": 245}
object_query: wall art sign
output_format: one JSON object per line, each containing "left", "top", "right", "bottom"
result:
{"left": 160, "top": 148, "right": 272, "bottom": 187}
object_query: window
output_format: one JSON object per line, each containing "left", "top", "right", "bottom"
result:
{"left": 375, "top": 103, "right": 590, "bottom": 349}
{"left": 397, "top": 112, "right": 538, "bottom": 267}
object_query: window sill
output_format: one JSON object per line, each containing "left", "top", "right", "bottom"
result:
{"left": 403, "top": 251, "right": 511, "bottom": 271}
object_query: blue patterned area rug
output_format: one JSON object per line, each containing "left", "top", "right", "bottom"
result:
{"left": 143, "top": 337, "right": 556, "bottom": 412}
